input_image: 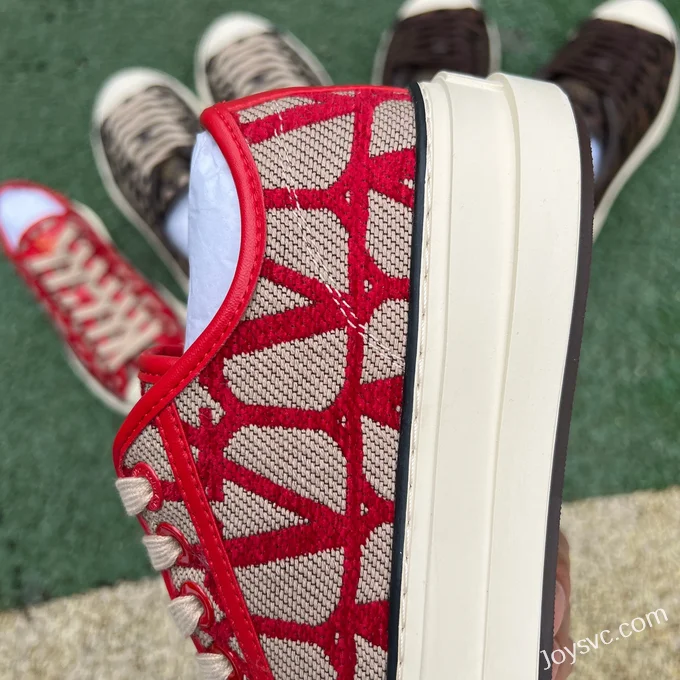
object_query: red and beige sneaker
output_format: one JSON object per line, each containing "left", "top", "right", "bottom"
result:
{"left": 113, "top": 75, "right": 592, "bottom": 679}
{"left": 0, "top": 181, "right": 184, "bottom": 413}
{"left": 373, "top": 0, "right": 502, "bottom": 85}
{"left": 194, "top": 12, "right": 332, "bottom": 106}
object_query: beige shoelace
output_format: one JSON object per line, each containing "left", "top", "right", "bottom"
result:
{"left": 116, "top": 477, "right": 236, "bottom": 679}
{"left": 105, "top": 86, "right": 197, "bottom": 184}
{"left": 26, "top": 220, "right": 162, "bottom": 372}
{"left": 209, "top": 31, "right": 318, "bottom": 101}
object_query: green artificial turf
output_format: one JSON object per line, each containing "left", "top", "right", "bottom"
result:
{"left": 0, "top": 0, "right": 679, "bottom": 609}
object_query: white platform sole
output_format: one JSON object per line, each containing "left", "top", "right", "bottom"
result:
{"left": 396, "top": 72, "right": 590, "bottom": 679}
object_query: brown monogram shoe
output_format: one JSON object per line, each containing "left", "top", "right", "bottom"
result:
{"left": 539, "top": 0, "right": 679, "bottom": 238}
{"left": 92, "top": 68, "right": 203, "bottom": 289}
{"left": 194, "top": 12, "right": 332, "bottom": 106}
{"left": 373, "top": 0, "right": 501, "bottom": 85}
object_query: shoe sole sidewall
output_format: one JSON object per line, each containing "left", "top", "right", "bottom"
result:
{"left": 391, "top": 73, "right": 591, "bottom": 680}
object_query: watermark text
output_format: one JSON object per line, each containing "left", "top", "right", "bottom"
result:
{"left": 541, "top": 608, "right": 669, "bottom": 671}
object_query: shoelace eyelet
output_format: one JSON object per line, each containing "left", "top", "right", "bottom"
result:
{"left": 208, "top": 642, "right": 243, "bottom": 680}
{"left": 180, "top": 581, "right": 216, "bottom": 629}
{"left": 131, "top": 462, "right": 163, "bottom": 511}
{"left": 156, "top": 522, "right": 192, "bottom": 566}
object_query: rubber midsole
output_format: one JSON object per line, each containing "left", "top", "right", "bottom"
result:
{"left": 396, "top": 72, "right": 584, "bottom": 680}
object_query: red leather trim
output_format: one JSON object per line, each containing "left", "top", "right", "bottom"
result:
{"left": 113, "top": 107, "right": 266, "bottom": 471}
{"left": 138, "top": 345, "right": 182, "bottom": 385}
{"left": 133, "top": 442, "right": 182, "bottom": 600}
{"left": 138, "top": 345, "right": 181, "bottom": 374}
{"left": 219, "top": 84, "right": 408, "bottom": 114}
{"left": 179, "top": 581, "right": 216, "bottom": 628}
{"left": 131, "top": 463, "right": 163, "bottom": 511}
{"left": 156, "top": 405, "right": 273, "bottom": 679}
{"left": 210, "top": 642, "right": 245, "bottom": 680}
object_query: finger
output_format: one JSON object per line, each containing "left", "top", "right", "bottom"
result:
{"left": 554, "top": 580, "right": 567, "bottom": 633}
{"left": 552, "top": 635, "right": 575, "bottom": 680}
{"left": 557, "top": 532, "right": 571, "bottom": 599}
{"left": 558, "top": 530, "right": 570, "bottom": 561}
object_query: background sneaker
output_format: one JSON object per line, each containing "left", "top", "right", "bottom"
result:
{"left": 0, "top": 181, "right": 184, "bottom": 414}
{"left": 92, "top": 68, "right": 203, "bottom": 290}
{"left": 538, "top": 0, "right": 680, "bottom": 238}
{"left": 113, "top": 76, "right": 592, "bottom": 679}
{"left": 373, "top": 0, "right": 502, "bottom": 85}
{"left": 194, "top": 11, "right": 332, "bottom": 106}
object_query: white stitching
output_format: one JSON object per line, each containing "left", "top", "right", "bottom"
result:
{"left": 269, "top": 109, "right": 407, "bottom": 374}
{"left": 397, "top": 87, "right": 433, "bottom": 680}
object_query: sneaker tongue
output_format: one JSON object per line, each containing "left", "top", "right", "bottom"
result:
{"left": 556, "top": 77, "right": 607, "bottom": 144}
{"left": 391, "top": 66, "right": 439, "bottom": 87}
{"left": 18, "top": 213, "right": 69, "bottom": 256}
{"left": 0, "top": 185, "right": 67, "bottom": 253}
{"left": 185, "top": 132, "right": 242, "bottom": 350}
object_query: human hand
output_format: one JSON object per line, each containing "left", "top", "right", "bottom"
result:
{"left": 552, "top": 531, "right": 573, "bottom": 679}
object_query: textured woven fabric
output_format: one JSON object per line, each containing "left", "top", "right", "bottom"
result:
{"left": 176, "top": 89, "right": 417, "bottom": 678}
{"left": 123, "top": 425, "right": 175, "bottom": 481}
{"left": 237, "top": 96, "right": 317, "bottom": 125}
{"left": 175, "top": 378, "right": 226, "bottom": 427}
